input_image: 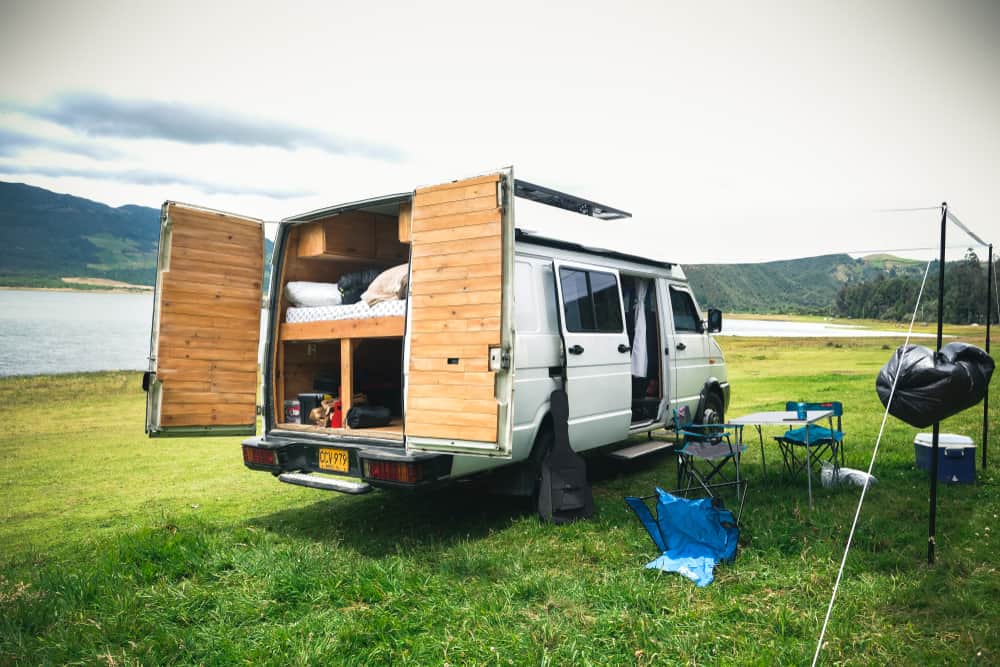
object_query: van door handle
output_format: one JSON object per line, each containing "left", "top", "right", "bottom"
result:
{"left": 568, "top": 344, "right": 585, "bottom": 355}
{"left": 676, "top": 342, "right": 687, "bottom": 351}
{"left": 618, "top": 344, "right": 631, "bottom": 353}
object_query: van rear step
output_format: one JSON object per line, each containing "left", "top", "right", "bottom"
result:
{"left": 608, "top": 437, "right": 677, "bottom": 461}
{"left": 278, "top": 472, "right": 371, "bottom": 494}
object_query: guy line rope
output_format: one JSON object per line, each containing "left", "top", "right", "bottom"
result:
{"left": 811, "top": 258, "right": 933, "bottom": 666}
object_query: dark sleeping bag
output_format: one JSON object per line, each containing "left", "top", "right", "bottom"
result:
{"left": 876, "top": 342, "right": 994, "bottom": 428}
{"left": 338, "top": 268, "right": 382, "bottom": 304}
{"left": 346, "top": 405, "right": 392, "bottom": 429}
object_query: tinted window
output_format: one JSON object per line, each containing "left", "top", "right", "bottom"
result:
{"left": 670, "top": 287, "right": 702, "bottom": 333}
{"left": 559, "top": 268, "right": 594, "bottom": 332}
{"left": 559, "top": 267, "right": 623, "bottom": 333}
{"left": 590, "top": 271, "right": 624, "bottom": 332}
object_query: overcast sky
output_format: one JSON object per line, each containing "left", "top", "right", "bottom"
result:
{"left": 1, "top": 0, "right": 998, "bottom": 263}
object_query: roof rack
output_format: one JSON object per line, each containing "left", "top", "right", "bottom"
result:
{"left": 514, "top": 180, "right": 631, "bottom": 220}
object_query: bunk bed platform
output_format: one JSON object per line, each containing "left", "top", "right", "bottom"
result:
{"left": 279, "top": 315, "right": 405, "bottom": 341}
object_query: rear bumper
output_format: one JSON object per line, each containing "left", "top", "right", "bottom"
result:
{"left": 241, "top": 434, "right": 453, "bottom": 491}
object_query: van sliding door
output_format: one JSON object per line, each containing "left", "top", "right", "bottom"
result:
{"left": 553, "top": 261, "right": 632, "bottom": 450}
{"left": 404, "top": 169, "right": 516, "bottom": 457}
{"left": 144, "top": 202, "right": 265, "bottom": 437}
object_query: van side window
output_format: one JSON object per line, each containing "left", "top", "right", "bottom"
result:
{"left": 559, "top": 267, "right": 624, "bottom": 333}
{"left": 670, "top": 287, "right": 702, "bottom": 333}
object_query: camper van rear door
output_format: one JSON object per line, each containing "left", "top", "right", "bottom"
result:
{"left": 404, "top": 169, "right": 515, "bottom": 457}
{"left": 145, "top": 202, "right": 265, "bottom": 437}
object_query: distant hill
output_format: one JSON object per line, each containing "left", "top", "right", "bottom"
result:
{"left": 0, "top": 181, "right": 272, "bottom": 289}
{"left": 684, "top": 253, "right": 927, "bottom": 315}
{"left": 2, "top": 181, "right": 940, "bottom": 315}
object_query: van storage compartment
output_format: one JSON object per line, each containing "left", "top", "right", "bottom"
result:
{"left": 271, "top": 200, "right": 411, "bottom": 441}
{"left": 914, "top": 433, "right": 976, "bottom": 483}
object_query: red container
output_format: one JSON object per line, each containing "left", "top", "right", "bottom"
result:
{"left": 329, "top": 400, "right": 343, "bottom": 428}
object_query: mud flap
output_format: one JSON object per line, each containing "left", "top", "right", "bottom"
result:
{"left": 538, "top": 389, "right": 595, "bottom": 524}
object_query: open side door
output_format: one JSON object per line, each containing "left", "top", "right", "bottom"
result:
{"left": 404, "top": 169, "right": 515, "bottom": 457}
{"left": 552, "top": 260, "right": 632, "bottom": 450}
{"left": 145, "top": 202, "right": 265, "bottom": 437}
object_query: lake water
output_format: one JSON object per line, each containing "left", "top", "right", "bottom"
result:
{"left": 0, "top": 289, "right": 939, "bottom": 377}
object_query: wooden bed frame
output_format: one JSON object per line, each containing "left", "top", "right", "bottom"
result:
{"left": 277, "top": 314, "right": 405, "bottom": 432}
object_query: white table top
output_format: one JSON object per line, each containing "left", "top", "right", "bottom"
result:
{"left": 728, "top": 410, "right": 833, "bottom": 426}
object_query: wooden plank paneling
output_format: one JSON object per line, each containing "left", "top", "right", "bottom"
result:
{"left": 409, "top": 356, "right": 488, "bottom": 373}
{"left": 398, "top": 202, "right": 412, "bottom": 243}
{"left": 410, "top": 194, "right": 498, "bottom": 221}
{"left": 407, "top": 382, "right": 495, "bottom": 400}
{"left": 405, "top": 173, "right": 504, "bottom": 444}
{"left": 341, "top": 339, "right": 354, "bottom": 425}
{"left": 405, "top": 423, "right": 499, "bottom": 443}
{"left": 409, "top": 235, "right": 500, "bottom": 258}
{"left": 415, "top": 173, "right": 500, "bottom": 194}
{"left": 169, "top": 255, "right": 262, "bottom": 281}
{"left": 409, "top": 317, "right": 500, "bottom": 334}
{"left": 410, "top": 249, "right": 500, "bottom": 272}
{"left": 410, "top": 208, "right": 501, "bottom": 234}
{"left": 408, "top": 303, "right": 500, "bottom": 322}
{"left": 410, "top": 262, "right": 501, "bottom": 284}
{"left": 408, "top": 397, "right": 497, "bottom": 415}
{"left": 412, "top": 290, "right": 500, "bottom": 308}
{"left": 279, "top": 316, "right": 405, "bottom": 341}
{"left": 410, "top": 331, "right": 500, "bottom": 347}
{"left": 154, "top": 203, "right": 263, "bottom": 429}
{"left": 408, "top": 370, "right": 496, "bottom": 386}
{"left": 410, "top": 221, "right": 501, "bottom": 246}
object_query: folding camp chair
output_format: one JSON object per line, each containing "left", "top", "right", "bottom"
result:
{"left": 773, "top": 401, "right": 845, "bottom": 483}
{"left": 672, "top": 406, "right": 747, "bottom": 523}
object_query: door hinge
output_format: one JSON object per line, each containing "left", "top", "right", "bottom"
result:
{"left": 489, "top": 346, "right": 511, "bottom": 371}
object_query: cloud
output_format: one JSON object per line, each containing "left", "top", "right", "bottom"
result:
{"left": 0, "top": 126, "right": 120, "bottom": 160}
{"left": 13, "top": 92, "right": 403, "bottom": 161}
{"left": 0, "top": 161, "right": 313, "bottom": 199}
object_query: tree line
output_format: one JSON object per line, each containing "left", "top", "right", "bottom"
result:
{"left": 835, "top": 251, "right": 998, "bottom": 324}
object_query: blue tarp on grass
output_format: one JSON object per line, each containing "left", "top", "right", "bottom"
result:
{"left": 625, "top": 488, "right": 739, "bottom": 587}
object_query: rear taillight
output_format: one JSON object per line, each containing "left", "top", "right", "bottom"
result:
{"left": 364, "top": 460, "right": 423, "bottom": 484}
{"left": 243, "top": 446, "right": 277, "bottom": 466}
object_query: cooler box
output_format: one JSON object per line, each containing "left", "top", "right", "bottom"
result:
{"left": 914, "top": 433, "right": 976, "bottom": 484}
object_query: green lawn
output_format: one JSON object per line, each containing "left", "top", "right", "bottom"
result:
{"left": 1, "top": 335, "right": 998, "bottom": 665}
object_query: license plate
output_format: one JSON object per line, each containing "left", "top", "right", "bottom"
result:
{"left": 318, "top": 448, "right": 349, "bottom": 473}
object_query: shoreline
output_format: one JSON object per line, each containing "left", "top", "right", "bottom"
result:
{"left": 0, "top": 285, "right": 152, "bottom": 295}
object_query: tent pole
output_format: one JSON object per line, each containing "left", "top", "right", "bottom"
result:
{"left": 984, "top": 243, "right": 993, "bottom": 471}
{"left": 929, "top": 202, "right": 947, "bottom": 565}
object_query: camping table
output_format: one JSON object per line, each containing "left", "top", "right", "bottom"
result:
{"left": 727, "top": 410, "right": 835, "bottom": 509}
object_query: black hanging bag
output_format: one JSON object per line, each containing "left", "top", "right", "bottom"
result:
{"left": 876, "top": 342, "right": 994, "bottom": 428}
{"left": 538, "top": 389, "right": 596, "bottom": 524}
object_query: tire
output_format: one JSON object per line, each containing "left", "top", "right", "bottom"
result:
{"left": 699, "top": 391, "right": 725, "bottom": 425}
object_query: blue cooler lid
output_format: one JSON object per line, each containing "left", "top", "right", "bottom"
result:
{"left": 914, "top": 433, "right": 975, "bottom": 449}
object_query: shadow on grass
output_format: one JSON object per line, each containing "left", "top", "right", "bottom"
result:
{"left": 246, "top": 448, "right": 677, "bottom": 558}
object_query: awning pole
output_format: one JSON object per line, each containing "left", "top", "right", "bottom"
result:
{"left": 928, "top": 202, "right": 947, "bottom": 565}
{"left": 984, "top": 243, "right": 993, "bottom": 470}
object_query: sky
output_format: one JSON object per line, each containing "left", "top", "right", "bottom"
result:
{"left": 1, "top": 0, "right": 998, "bottom": 263}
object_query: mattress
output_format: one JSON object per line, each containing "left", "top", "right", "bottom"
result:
{"left": 286, "top": 299, "right": 407, "bottom": 324}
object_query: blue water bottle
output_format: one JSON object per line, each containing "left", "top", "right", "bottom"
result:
{"left": 796, "top": 402, "right": 807, "bottom": 420}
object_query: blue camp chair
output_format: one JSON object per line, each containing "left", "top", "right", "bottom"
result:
{"left": 773, "top": 401, "right": 846, "bottom": 481}
{"left": 673, "top": 406, "right": 747, "bottom": 523}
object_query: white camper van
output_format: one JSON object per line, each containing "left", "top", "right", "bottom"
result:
{"left": 143, "top": 168, "right": 728, "bottom": 496}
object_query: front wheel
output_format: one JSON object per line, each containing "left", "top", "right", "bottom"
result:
{"left": 699, "top": 392, "right": 725, "bottom": 425}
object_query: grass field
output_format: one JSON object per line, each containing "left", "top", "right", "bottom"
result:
{"left": 1, "top": 334, "right": 998, "bottom": 665}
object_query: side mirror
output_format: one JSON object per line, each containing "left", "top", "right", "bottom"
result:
{"left": 707, "top": 308, "right": 723, "bottom": 333}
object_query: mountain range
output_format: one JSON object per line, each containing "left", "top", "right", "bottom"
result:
{"left": 0, "top": 181, "right": 272, "bottom": 290}
{"left": 0, "top": 180, "right": 921, "bottom": 314}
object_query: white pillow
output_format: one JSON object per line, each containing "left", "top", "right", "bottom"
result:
{"left": 285, "top": 281, "right": 342, "bottom": 307}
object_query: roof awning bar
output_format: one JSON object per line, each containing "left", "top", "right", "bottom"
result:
{"left": 514, "top": 179, "right": 631, "bottom": 220}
